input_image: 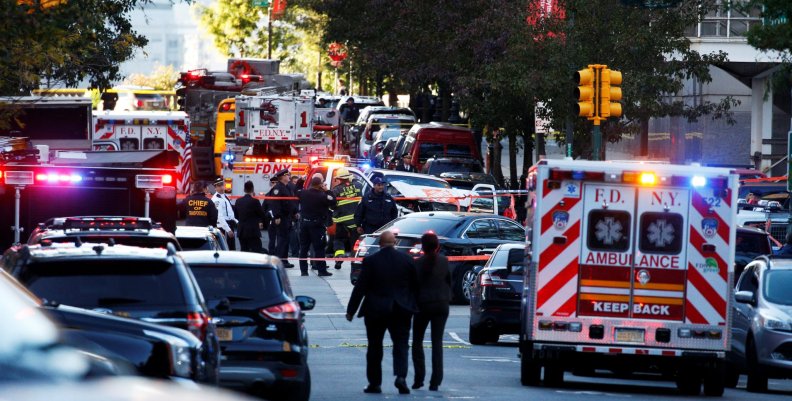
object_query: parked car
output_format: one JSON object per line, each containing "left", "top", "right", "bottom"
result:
{"left": 400, "top": 123, "right": 481, "bottom": 171}
{"left": 730, "top": 255, "right": 792, "bottom": 392}
{"left": 27, "top": 216, "right": 181, "bottom": 250}
{"left": 468, "top": 243, "right": 525, "bottom": 345}
{"left": 735, "top": 226, "right": 773, "bottom": 279}
{"left": 1, "top": 242, "right": 221, "bottom": 385}
{"left": 175, "top": 226, "right": 229, "bottom": 251}
{"left": 358, "top": 114, "right": 415, "bottom": 158}
{"left": 181, "top": 251, "right": 315, "bottom": 401}
{"left": 352, "top": 212, "right": 525, "bottom": 302}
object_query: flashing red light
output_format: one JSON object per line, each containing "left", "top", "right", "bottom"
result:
{"left": 136, "top": 99, "right": 144, "bottom": 108}
{"left": 220, "top": 103, "right": 232, "bottom": 112}
{"left": 161, "top": 174, "right": 173, "bottom": 185}
{"left": 310, "top": 156, "right": 318, "bottom": 162}
{"left": 188, "top": 70, "right": 201, "bottom": 78}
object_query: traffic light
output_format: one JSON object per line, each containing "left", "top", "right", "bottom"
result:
{"left": 176, "top": 88, "right": 186, "bottom": 111}
{"left": 599, "top": 68, "right": 623, "bottom": 118}
{"left": 574, "top": 67, "right": 595, "bottom": 118}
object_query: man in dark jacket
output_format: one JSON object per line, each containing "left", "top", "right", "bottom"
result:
{"left": 298, "top": 176, "right": 336, "bottom": 276}
{"left": 269, "top": 169, "right": 295, "bottom": 267}
{"left": 346, "top": 231, "right": 418, "bottom": 395}
{"left": 235, "top": 181, "right": 267, "bottom": 253}
{"left": 395, "top": 153, "right": 416, "bottom": 173}
{"left": 182, "top": 181, "right": 218, "bottom": 227}
{"left": 355, "top": 177, "right": 398, "bottom": 234}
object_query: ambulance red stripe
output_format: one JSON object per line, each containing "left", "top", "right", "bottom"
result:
{"left": 100, "top": 131, "right": 113, "bottom": 139}
{"left": 537, "top": 259, "right": 578, "bottom": 309}
{"left": 686, "top": 262, "right": 726, "bottom": 320}
{"left": 690, "top": 191, "right": 730, "bottom": 243}
{"left": 684, "top": 299, "right": 707, "bottom": 325}
{"left": 167, "top": 126, "right": 184, "bottom": 148}
{"left": 540, "top": 196, "right": 582, "bottom": 235}
{"left": 554, "top": 292, "right": 578, "bottom": 317}
{"left": 538, "top": 220, "right": 581, "bottom": 271}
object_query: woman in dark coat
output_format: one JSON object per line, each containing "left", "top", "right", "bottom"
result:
{"left": 411, "top": 232, "right": 451, "bottom": 391}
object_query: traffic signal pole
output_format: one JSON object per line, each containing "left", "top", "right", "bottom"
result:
{"left": 575, "top": 64, "right": 621, "bottom": 161}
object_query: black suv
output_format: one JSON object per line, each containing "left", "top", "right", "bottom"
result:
{"left": 0, "top": 242, "right": 220, "bottom": 384}
{"left": 27, "top": 216, "right": 181, "bottom": 250}
{"left": 181, "top": 251, "right": 315, "bottom": 401}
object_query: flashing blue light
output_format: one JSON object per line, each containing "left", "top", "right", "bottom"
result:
{"left": 691, "top": 176, "right": 706, "bottom": 187}
{"left": 222, "top": 153, "right": 235, "bottom": 162}
{"left": 361, "top": 163, "right": 371, "bottom": 170}
{"left": 70, "top": 174, "right": 82, "bottom": 183}
{"left": 571, "top": 171, "right": 585, "bottom": 180}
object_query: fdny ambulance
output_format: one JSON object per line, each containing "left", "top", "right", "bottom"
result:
{"left": 92, "top": 111, "right": 192, "bottom": 193}
{"left": 520, "top": 159, "right": 738, "bottom": 396}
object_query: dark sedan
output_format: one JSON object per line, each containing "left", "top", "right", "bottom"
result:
{"left": 352, "top": 212, "right": 526, "bottom": 303}
{"left": 181, "top": 251, "right": 315, "bottom": 401}
{"left": 468, "top": 243, "right": 525, "bottom": 345}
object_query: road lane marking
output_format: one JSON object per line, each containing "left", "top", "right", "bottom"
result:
{"left": 449, "top": 331, "right": 471, "bottom": 345}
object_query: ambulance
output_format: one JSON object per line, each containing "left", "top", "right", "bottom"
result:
{"left": 520, "top": 159, "right": 738, "bottom": 396}
{"left": 92, "top": 110, "right": 192, "bottom": 193}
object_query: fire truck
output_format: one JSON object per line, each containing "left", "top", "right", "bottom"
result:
{"left": 520, "top": 159, "right": 738, "bottom": 396}
{"left": 0, "top": 137, "right": 178, "bottom": 247}
{"left": 92, "top": 110, "right": 192, "bottom": 193}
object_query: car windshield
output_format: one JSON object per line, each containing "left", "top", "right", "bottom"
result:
{"left": 427, "top": 160, "right": 483, "bottom": 175}
{"left": 735, "top": 232, "right": 771, "bottom": 257}
{"left": 190, "top": 266, "right": 282, "bottom": 305}
{"left": 763, "top": 270, "right": 792, "bottom": 305}
{"left": 377, "top": 217, "right": 460, "bottom": 237}
{"left": 418, "top": 143, "right": 444, "bottom": 161}
{"left": 134, "top": 94, "right": 164, "bottom": 100}
{"left": 470, "top": 195, "right": 511, "bottom": 215}
{"left": 447, "top": 144, "right": 472, "bottom": 157}
{"left": 21, "top": 260, "right": 185, "bottom": 308}
{"left": 487, "top": 248, "right": 511, "bottom": 267}
{"left": 386, "top": 174, "right": 450, "bottom": 189}
{"left": 376, "top": 129, "right": 402, "bottom": 142}
{"left": 178, "top": 237, "right": 215, "bottom": 250}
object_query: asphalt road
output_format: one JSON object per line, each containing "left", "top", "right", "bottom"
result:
{"left": 286, "top": 261, "right": 792, "bottom": 401}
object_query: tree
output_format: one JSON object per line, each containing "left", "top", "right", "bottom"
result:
{"left": 124, "top": 65, "right": 179, "bottom": 90}
{"left": 743, "top": 0, "right": 792, "bottom": 57}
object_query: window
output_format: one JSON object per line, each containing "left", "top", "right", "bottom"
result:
{"left": 418, "top": 143, "right": 444, "bottom": 161}
{"left": 507, "top": 248, "right": 525, "bottom": 273}
{"left": 447, "top": 144, "right": 472, "bottom": 157}
{"left": 190, "top": 266, "right": 282, "bottom": 304}
{"left": 586, "top": 210, "right": 631, "bottom": 252}
{"left": 466, "top": 219, "right": 499, "bottom": 239}
{"left": 377, "top": 217, "right": 460, "bottom": 237}
{"left": 638, "top": 212, "right": 683, "bottom": 254}
{"left": 498, "top": 220, "right": 525, "bottom": 242}
{"left": 763, "top": 270, "right": 792, "bottom": 305}
{"left": 178, "top": 237, "right": 216, "bottom": 250}
{"left": 737, "top": 266, "right": 758, "bottom": 293}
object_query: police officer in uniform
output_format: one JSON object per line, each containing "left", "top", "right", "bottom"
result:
{"left": 182, "top": 181, "right": 218, "bottom": 227}
{"left": 210, "top": 179, "right": 237, "bottom": 250}
{"left": 270, "top": 169, "right": 295, "bottom": 267}
{"left": 264, "top": 176, "right": 278, "bottom": 255}
{"left": 298, "top": 175, "right": 336, "bottom": 276}
{"left": 355, "top": 176, "right": 398, "bottom": 234}
{"left": 331, "top": 168, "right": 362, "bottom": 270}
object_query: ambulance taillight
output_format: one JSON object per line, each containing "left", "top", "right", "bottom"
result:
{"left": 161, "top": 174, "right": 173, "bottom": 185}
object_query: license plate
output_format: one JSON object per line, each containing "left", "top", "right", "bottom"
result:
{"left": 615, "top": 328, "right": 645, "bottom": 343}
{"left": 216, "top": 327, "right": 233, "bottom": 341}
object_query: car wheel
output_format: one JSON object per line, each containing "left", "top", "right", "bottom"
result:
{"left": 724, "top": 363, "right": 740, "bottom": 388}
{"left": 543, "top": 364, "right": 564, "bottom": 387}
{"left": 703, "top": 362, "right": 725, "bottom": 396}
{"left": 675, "top": 369, "right": 701, "bottom": 395}
{"left": 520, "top": 344, "right": 541, "bottom": 386}
{"left": 469, "top": 324, "right": 490, "bottom": 345}
{"left": 746, "top": 337, "right": 768, "bottom": 393}
{"left": 461, "top": 269, "right": 477, "bottom": 302}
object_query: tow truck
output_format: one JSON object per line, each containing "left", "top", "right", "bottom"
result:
{"left": 520, "top": 159, "right": 738, "bottom": 396}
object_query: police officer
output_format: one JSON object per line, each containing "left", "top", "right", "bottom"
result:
{"left": 298, "top": 175, "right": 336, "bottom": 276}
{"left": 331, "top": 168, "right": 362, "bottom": 270}
{"left": 355, "top": 176, "right": 398, "bottom": 234}
{"left": 182, "top": 181, "right": 218, "bottom": 227}
{"left": 270, "top": 169, "right": 296, "bottom": 267}
{"left": 210, "top": 179, "right": 237, "bottom": 250}
{"left": 264, "top": 176, "right": 278, "bottom": 255}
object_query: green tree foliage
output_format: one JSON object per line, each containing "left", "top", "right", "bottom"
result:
{"left": 743, "top": 0, "right": 792, "bottom": 57}
{"left": 124, "top": 65, "right": 179, "bottom": 90}
{"left": 0, "top": 0, "right": 148, "bottom": 95}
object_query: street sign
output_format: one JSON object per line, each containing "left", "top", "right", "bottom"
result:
{"left": 787, "top": 131, "right": 792, "bottom": 192}
{"left": 252, "top": 0, "right": 270, "bottom": 7}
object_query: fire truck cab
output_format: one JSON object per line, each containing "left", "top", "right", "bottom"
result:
{"left": 521, "top": 159, "right": 738, "bottom": 396}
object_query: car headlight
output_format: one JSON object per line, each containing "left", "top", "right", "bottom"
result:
{"left": 760, "top": 313, "right": 792, "bottom": 332}
{"left": 144, "top": 330, "right": 194, "bottom": 378}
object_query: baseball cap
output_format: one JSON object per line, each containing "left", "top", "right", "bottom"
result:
{"left": 372, "top": 177, "right": 385, "bottom": 185}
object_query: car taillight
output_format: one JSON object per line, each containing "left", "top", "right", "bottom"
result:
{"left": 162, "top": 174, "right": 173, "bottom": 185}
{"left": 187, "top": 312, "right": 209, "bottom": 341}
{"left": 260, "top": 301, "right": 300, "bottom": 321}
{"left": 137, "top": 99, "right": 144, "bottom": 108}
{"left": 353, "top": 239, "right": 361, "bottom": 252}
{"left": 479, "top": 272, "right": 507, "bottom": 288}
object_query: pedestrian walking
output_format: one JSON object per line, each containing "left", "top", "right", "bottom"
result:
{"left": 181, "top": 181, "right": 218, "bottom": 227}
{"left": 210, "top": 179, "right": 237, "bottom": 250}
{"left": 298, "top": 175, "right": 336, "bottom": 276}
{"left": 270, "top": 169, "right": 296, "bottom": 267}
{"left": 235, "top": 181, "right": 267, "bottom": 253}
{"left": 411, "top": 232, "right": 451, "bottom": 391}
{"left": 355, "top": 176, "right": 398, "bottom": 234}
{"left": 331, "top": 168, "right": 362, "bottom": 269}
{"left": 346, "top": 231, "right": 418, "bottom": 395}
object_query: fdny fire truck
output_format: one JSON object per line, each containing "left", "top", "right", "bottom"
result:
{"left": 520, "top": 159, "right": 738, "bottom": 396}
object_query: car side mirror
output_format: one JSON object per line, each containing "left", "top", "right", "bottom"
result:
{"left": 472, "top": 265, "right": 484, "bottom": 274}
{"left": 735, "top": 291, "right": 755, "bottom": 305}
{"left": 295, "top": 295, "right": 316, "bottom": 311}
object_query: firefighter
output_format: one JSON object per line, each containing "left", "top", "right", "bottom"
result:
{"left": 270, "top": 168, "right": 296, "bottom": 267}
{"left": 182, "top": 181, "right": 218, "bottom": 227}
{"left": 298, "top": 175, "right": 336, "bottom": 276}
{"left": 355, "top": 176, "right": 398, "bottom": 234}
{"left": 331, "top": 168, "right": 363, "bottom": 269}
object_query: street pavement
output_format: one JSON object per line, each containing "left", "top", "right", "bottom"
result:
{"left": 286, "top": 261, "right": 792, "bottom": 401}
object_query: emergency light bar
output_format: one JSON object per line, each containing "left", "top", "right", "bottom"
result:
{"left": 61, "top": 217, "right": 153, "bottom": 231}
{"left": 36, "top": 173, "right": 82, "bottom": 183}
{"left": 548, "top": 169, "right": 727, "bottom": 190}
{"left": 4, "top": 171, "right": 34, "bottom": 186}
